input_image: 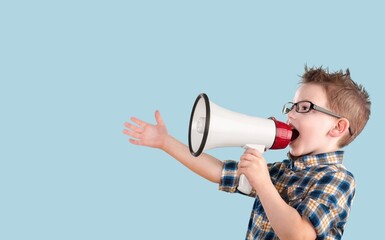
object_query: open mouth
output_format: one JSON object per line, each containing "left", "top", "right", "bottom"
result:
{"left": 291, "top": 128, "right": 300, "bottom": 141}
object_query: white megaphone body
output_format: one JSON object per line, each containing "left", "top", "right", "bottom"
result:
{"left": 188, "top": 93, "right": 295, "bottom": 195}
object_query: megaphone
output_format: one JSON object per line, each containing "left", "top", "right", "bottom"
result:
{"left": 188, "top": 93, "right": 295, "bottom": 194}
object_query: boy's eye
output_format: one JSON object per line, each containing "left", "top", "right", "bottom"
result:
{"left": 298, "top": 103, "right": 310, "bottom": 112}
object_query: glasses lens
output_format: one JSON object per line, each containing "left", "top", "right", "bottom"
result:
{"left": 297, "top": 101, "right": 311, "bottom": 113}
{"left": 282, "top": 103, "right": 293, "bottom": 114}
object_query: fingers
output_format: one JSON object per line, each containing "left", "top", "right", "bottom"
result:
{"left": 124, "top": 121, "right": 143, "bottom": 133}
{"left": 240, "top": 148, "right": 262, "bottom": 161}
{"left": 238, "top": 160, "right": 250, "bottom": 169}
{"left": 123, "top": 127, "right": 145, "bottom": 145}
{"left": 237, "top": 160, "right": 252, "bottom": 178}
{"left": 238, "top": 149, "right": 264, "bottom": 170}
{"left": 238, "top": 153, "right": 254, "bottom": 171}
{"left": 122, "top": 128, "right": 141, "bottom": 138}
{"left": 122, "top": 111, "right": 164, "bottom": 146}
{"left": 129, "top": 138, "right": 141, "bottom": 145}
{"left": 123, "top": 115, "right": 151, "bottom": 135}
{"left": 123, "top": 121, "right": 143, "bottom": 144}
{"left": 130, "top": 116, "right": 149, "bottom": 128}
{"left": 240, "top": 153, "right": 254, "bottom": 162}
{"left": 128, "top": 110, "right": 162, "bottom": 128}
{"left": 123, "top": 114, "right": 155, "bottom": 145}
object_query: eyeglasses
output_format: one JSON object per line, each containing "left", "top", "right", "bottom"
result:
{"left": 282, "top": 101, "right": 353, "bottom": 136}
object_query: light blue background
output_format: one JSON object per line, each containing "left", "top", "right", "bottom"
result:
{"left": 1, "top": 1, "right": 383, "bottom": 239}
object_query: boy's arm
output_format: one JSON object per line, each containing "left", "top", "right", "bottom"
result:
{"left": 123, "top": 110, "right": 223, "bottom": 183}
{"left": 239, "top": 148, "right": 316, "bottom": 240}
{"left": 257, "top": 181, "right": 317, "bottom": 240}
{"left": 162, "top": 134, "right": 223, "bottom": 183}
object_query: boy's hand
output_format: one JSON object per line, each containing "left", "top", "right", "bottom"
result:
{"left": 238, "top": 148, "right": 271, "bottom": 193}
{"left": 123, "top": 110, "right": 168, "bottom": 150}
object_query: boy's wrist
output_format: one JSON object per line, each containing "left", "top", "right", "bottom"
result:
{"left": 254, "top": 179, "right": 275, "bottom": 197}
{"left": 160, "top": 134, "right": 173, "bottom": 151}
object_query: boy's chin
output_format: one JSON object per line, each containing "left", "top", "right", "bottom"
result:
{"left": 289, "top": 149, "right": 300, "bottom": 157}
{"left": 290, "top": 147, "right": 316, "bottom": 158}
{"left": 289, "top": 140, "right": 310, "bottom": 157}
{"left": 289, "top": 147, "right": 306, "bottom": 158}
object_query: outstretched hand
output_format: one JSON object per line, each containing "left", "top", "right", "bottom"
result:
{"left": 123, "top": 110, "right": 168, "bottom": 149}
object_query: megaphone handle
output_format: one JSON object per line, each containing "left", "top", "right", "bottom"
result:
{"left": 237, "top": 144, "right": 266, "bottom": 195}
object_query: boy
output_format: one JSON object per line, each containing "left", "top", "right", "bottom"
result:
{"left": 123, "top": 66, "right": 371, "bottom": 239}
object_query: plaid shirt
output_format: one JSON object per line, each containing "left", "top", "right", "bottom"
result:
{"left": 219, "top": 151, "right": 355, "bottom": 240}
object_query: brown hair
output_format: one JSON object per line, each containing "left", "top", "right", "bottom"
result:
{"left": 300, "top": 66, "right": 371, "bottom": 147}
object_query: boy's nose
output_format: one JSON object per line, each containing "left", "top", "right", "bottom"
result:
{"left": 287, "top": 108, "right": 296, "bottom": 119}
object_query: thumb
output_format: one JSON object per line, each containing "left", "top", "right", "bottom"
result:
{"left": 155, "top": 110, "right": 165, "bottom": 125}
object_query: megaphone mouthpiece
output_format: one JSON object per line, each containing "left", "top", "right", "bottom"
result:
{"left": 269, "top": 119, "right": 293, "bottom": 149}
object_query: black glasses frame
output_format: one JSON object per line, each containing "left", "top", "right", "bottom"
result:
{"left": 282, "top": 101, "right": 353, "bottom": 136}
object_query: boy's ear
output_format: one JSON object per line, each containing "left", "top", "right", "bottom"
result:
{"left": 329, "top": 118, "right": 350, "bottom": 137}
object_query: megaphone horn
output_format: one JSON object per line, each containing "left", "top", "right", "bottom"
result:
{"left": 188, "top": 93, "right": 293, "bottom": 157}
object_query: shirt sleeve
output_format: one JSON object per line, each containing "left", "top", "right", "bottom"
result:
{"left": 296, "top": 170, "right": 355, "bottom": 239}
{"left": 218, "top": 160, "right": 284, "bottom": 198}
{"left": 218, "top": 160, "right": 239, "bottom": 193}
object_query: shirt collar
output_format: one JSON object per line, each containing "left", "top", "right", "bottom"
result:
{"left": 288, "top": 151, "right": 344, "bottom": 171}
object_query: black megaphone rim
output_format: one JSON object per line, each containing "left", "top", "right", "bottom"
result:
{"left": 188, "top": 93, "right": 210, "bottom": 157}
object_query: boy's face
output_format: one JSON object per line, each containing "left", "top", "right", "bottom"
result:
{"left": 287, "top": 83, "right": 339, "bottom": 157}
